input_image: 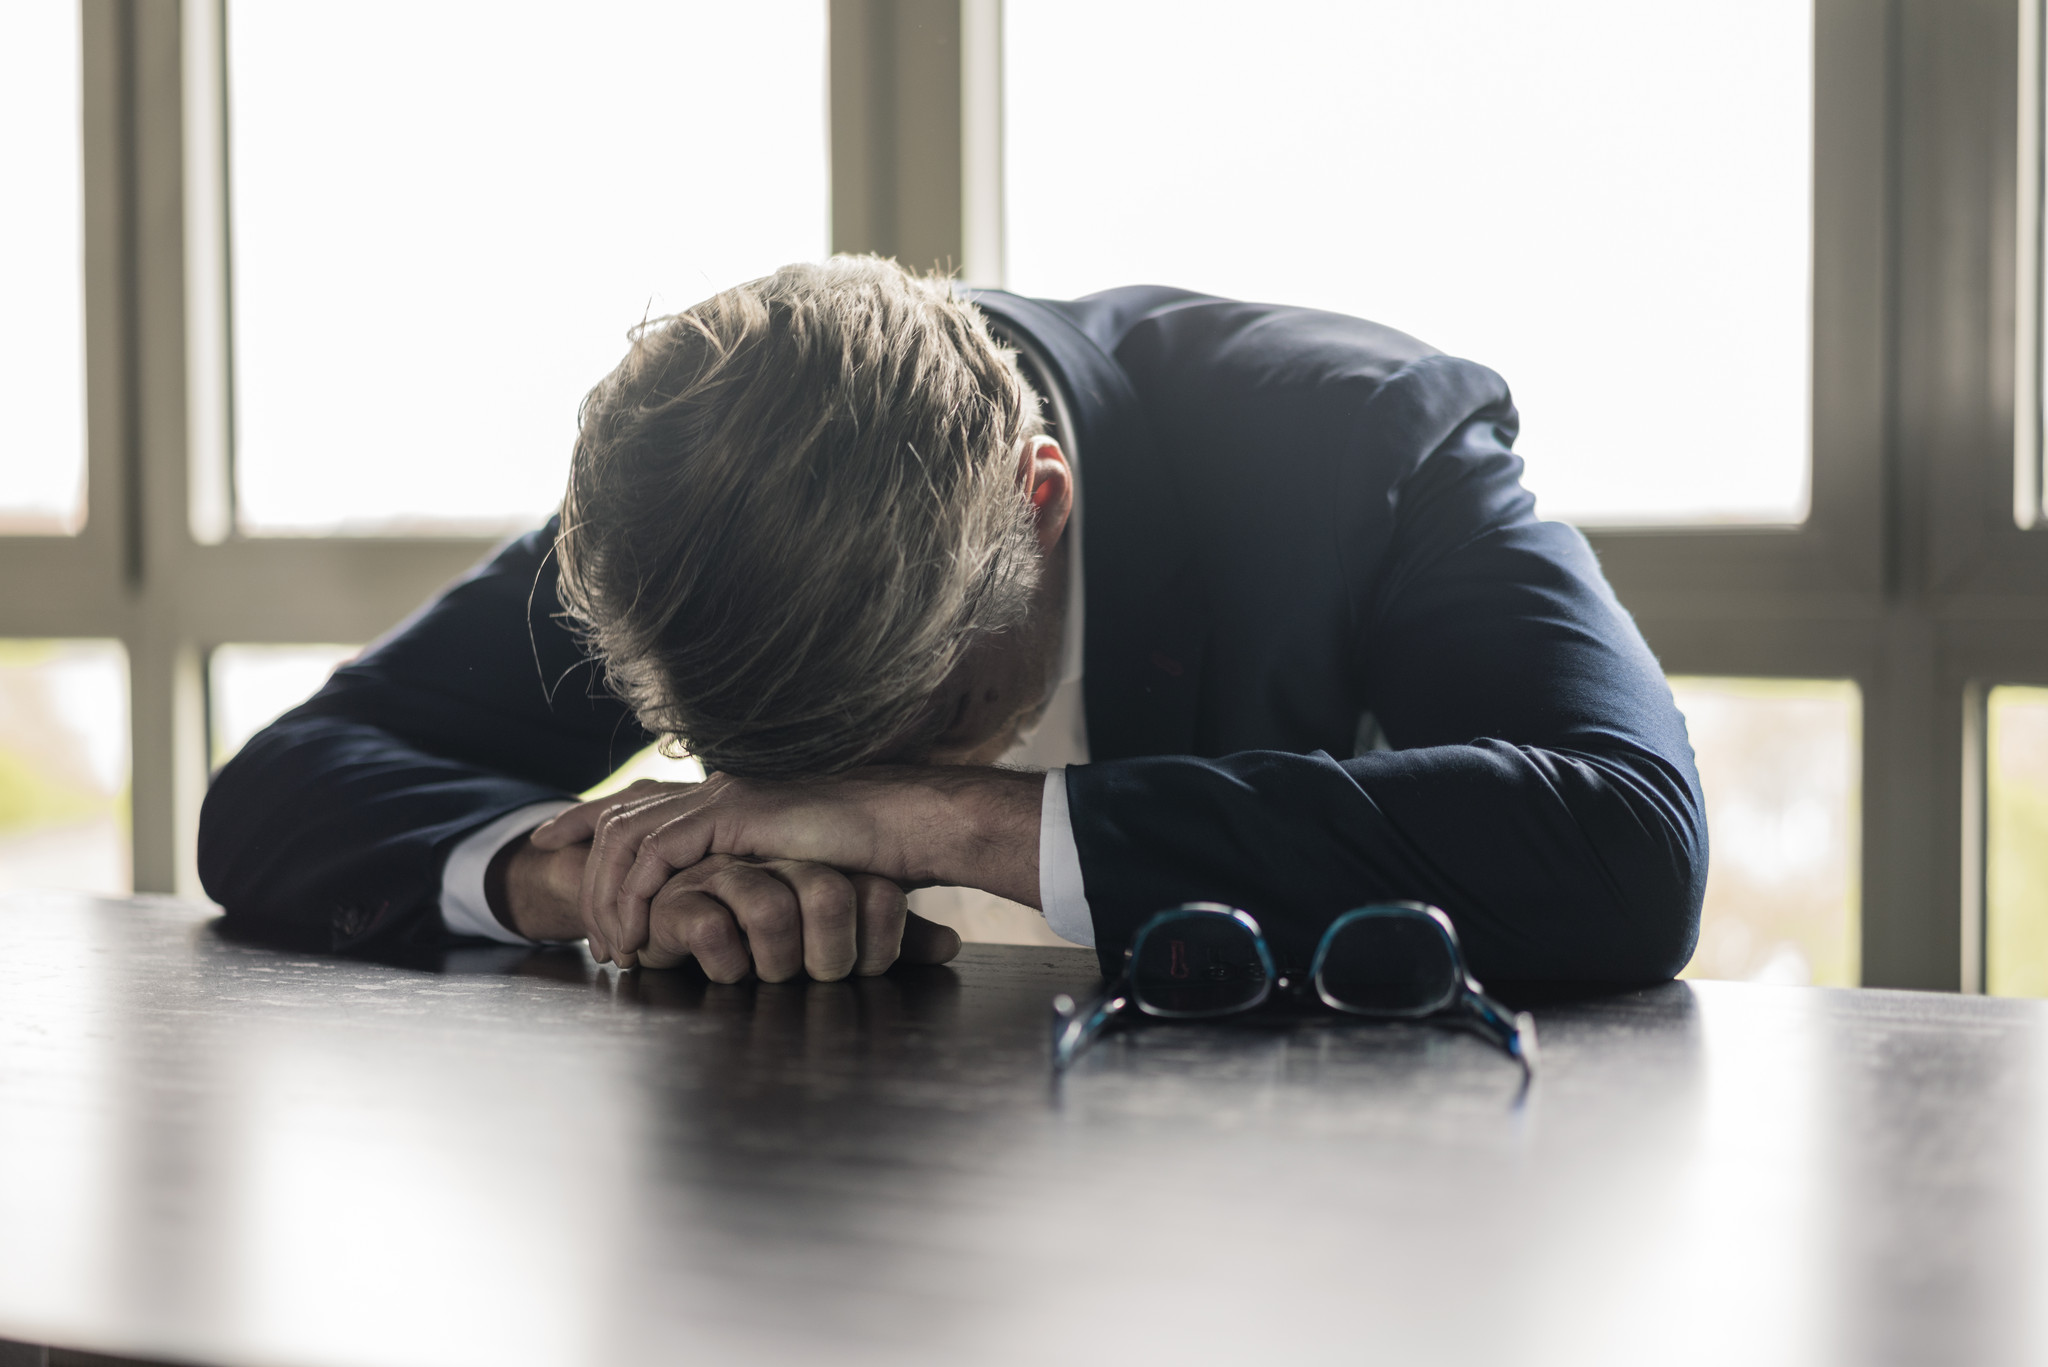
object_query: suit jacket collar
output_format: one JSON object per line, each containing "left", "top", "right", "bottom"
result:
{"left": 967, "top": 289, "right": 1209, "bottom": 762}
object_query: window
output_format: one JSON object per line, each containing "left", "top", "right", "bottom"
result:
{"left": 0, "top": 641, "right": 130, "bottom": 895}
{"left": 1674, "top": 678, "right": 1860, "bottom": 986}
{"left": 1987, "top": 686, "right": 2048, "bottom": 997}
{"left": 223, "top": 0, "right": 829, "bottom": 534}
{"left": 9, "top": 3, "right": 2025, "bottom": 994}
{"left": 1003, "top": 0, "right": 1812, "bottom": 526}
{"left": 0, "top": 1, "right": 86, "bottom": 534}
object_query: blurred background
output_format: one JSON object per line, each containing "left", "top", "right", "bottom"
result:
{"left": 1, "top": 0, "right": 2043, "bottom": 992}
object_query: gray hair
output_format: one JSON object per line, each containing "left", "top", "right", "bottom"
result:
{"left": 556, "top": 256, "right": 1046, "bottom": 776}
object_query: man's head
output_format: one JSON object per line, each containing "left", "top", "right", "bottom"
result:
{"left": 558, "top": 256, "right": 1071, "bottom": 777}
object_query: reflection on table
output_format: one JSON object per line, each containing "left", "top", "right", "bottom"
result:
{"left": 1, "top": 893, "right": 2044, "bottom": 1367}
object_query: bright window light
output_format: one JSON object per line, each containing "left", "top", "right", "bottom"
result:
{"left": 1004, "top": 1, "right": 1812, "bottom": 526}
{"left": 1671, "top": 677, "right": 1860, "bottom": 986}
{"left": 1988, "top": 686, "right": 2048, "bottom": 997}
{"left": 225, "top": 1, "right": 829, "bottom": 534}
{"left": 582, "top": 745, "right": 704, "bottom": 800}
{"left": 0, "top": 2, "right": 86, "bottom": 534}
{"left": 0, "top": 641, "right": 130, "bottom": 894}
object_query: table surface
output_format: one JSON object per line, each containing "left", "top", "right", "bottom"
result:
{"left": 2, "top": 893, "right": 2045, "bottom": 1367}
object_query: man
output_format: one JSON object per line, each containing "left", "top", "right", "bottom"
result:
{"left": 199, "top": 257, "right": 1707, "bottom": 986}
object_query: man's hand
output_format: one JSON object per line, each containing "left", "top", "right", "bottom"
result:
{"left": 498, "top": 779, "right": 970, "bottom": 979}
{"left": 528, "top": 768, "right": 1043, "bottom": 974}
{"left": 490, "top": 784, "right": 960, "bottom": 980}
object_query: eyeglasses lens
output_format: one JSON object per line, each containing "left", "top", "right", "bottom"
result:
{"left": 1316, "top": 914, "right": 1459, "bottom": 1015}
{"left": 1131, "top": 914, "right": 1268, "bottom": 1016}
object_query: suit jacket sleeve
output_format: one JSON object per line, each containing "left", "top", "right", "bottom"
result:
{"left": 1064, "top": 407, "right": 1708, "bottom": 986}
{"left": 197, "top": 519, "right": 651, "bottom": 952}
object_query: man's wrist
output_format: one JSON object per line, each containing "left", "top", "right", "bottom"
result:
{"left": 894, "top": 766, "right": 1044, "bottom": 907}
{"left": 487, "top": 835, "right": 588, "bottom": 941}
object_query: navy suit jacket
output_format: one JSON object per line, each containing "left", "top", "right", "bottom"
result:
{"left": 199, "top": 286, "right": 1707, "bottom": 983}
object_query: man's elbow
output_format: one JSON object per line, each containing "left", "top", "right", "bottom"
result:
{"left": 196, "top": 753, "right": 262, "bottom": 912}
{"left": 1601, "top": 808, "right": 1707, "bottom": 984}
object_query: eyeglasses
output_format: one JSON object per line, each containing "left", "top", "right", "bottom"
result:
{"left": 1050, "top": 901, "right": 1537, "bottom": 1073}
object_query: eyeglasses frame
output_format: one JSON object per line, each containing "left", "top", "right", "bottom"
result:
{"left": 1051, "top": 900, "right": 1537, "bottom": 1073}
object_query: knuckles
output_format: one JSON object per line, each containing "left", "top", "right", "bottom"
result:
{"left": 737, "top": 895, "right": 801, "bottom": 943}
{"left": 795, "top": 881, "right": 856, "bottom": 932}
{"left": 683, "top": 910, "right": 750, "bottom": 983}
{"left": 852, "top": 952, "right": 899, "bottom": 977}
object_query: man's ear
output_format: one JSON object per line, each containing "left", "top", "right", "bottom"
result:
{"left": 1018, "top": 436, "right": 1073, "bottom": 551}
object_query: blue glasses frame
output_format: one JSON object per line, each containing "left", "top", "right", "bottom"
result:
{"left": 1051, "top": 901, "right": 1536, "bottom": 1073}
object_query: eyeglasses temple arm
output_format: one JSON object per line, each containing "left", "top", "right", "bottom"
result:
{"left": 1461, "top": 981, "right": 1538, "bottom": 1076}
{"left": 1051, "top": 978, "right": 1130, "bottom": 1072}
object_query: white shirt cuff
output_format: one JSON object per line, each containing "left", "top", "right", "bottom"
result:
{"left": 440, "top": 800, "right": 577, "bottom": 945}
{"left": 1038, "top": 769, "right": 1094, "bottom": 948}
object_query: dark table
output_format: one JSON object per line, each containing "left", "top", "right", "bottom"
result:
{"left": 1, "top": 893, "right": 2045, "bottom": 1367}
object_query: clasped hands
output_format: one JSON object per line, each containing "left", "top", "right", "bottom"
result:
{"left": 492, "top": 767, "right": 1046, "bottom": 983}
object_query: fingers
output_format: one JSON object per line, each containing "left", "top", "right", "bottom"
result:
{"left": 714, "top": 860, "right": 805, "bottom": 982}
{"left": 582, "top": 787, "right": 722, "bottom": 963}
{"left": 900, "top": 910, "right": 963, "bottom": 966}
{"left": 531, "top": 778, "right": 683, "bottom": 851}
{"left": 529, "top": 799, "right": 601, "bottom": 850}
{"left": 627, "top": 857, "right": 802, "bottom": 983}
{"left": 608, "top": 813, "right": 716, "bottom": 962}
{"left": 638, "top": 859, "right": 801, "bottom": 981}
{"left": 587, "top": 807, "right": 690, "bottom": 964}
{"left": 641, "top": 888, "right": 750, "bottom": 981}
{"left": 769, "top": 860, "right": 860, "bottom": 981}
{"left": 618, "top": 858, "right": 920, "bottom": 983}
{"left": 850, "top": 875, "right": 909, "bottom": 976}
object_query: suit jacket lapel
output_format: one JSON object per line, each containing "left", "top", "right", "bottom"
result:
{"left": 968, "top": 290, "right": 1209, "bottom": 762}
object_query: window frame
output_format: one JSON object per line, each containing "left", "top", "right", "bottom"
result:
{"left": 3, "top": 0, "right": 2036, "bottom": 991}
